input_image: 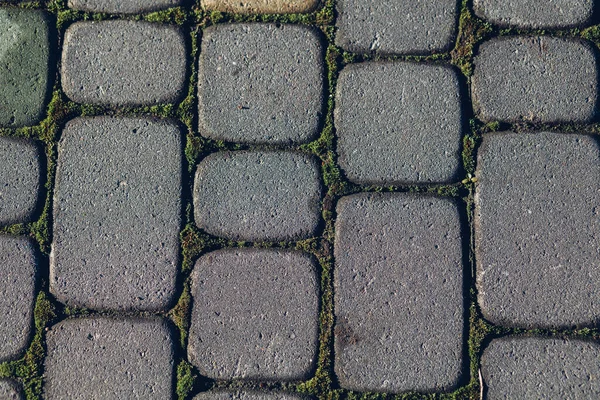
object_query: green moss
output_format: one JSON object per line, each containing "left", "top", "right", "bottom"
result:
{"left": 180, "top": 224, "right": 208, "bottom": 273}
{"left": 582, "top": 25, "right": 600, "bottom": 45}
{"left": 176, "top": 360, "right": 197, "bottom": 400}
{"left": 450, "top": 0, "right": 493, "bottom": 77}
{"left": 167, "top": 282, "right": 192, "bottom": 348}
{"left": 144, "top": 7, "right": 188, "bottom": 24}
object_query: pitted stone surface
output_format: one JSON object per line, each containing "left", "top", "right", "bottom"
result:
{"left": 473, "top": 0, "right": 593, "bottom": 28}
{"left": 0, "top": 138, "right": 40, "bottom": 225}
{"left": 0, "top": 9, "right": 49, "bottom": 127}
{"left": 335, "top": 0, "right": 458, "bottom": 54}
{"left": 481, "top": 336, "right": 600, "bottom": 399}
{"left": 194, "top": 151, "right": 321, "bottom": 241}
{"left": 44, "top": 317, "right": 174, "bottom": 400}
{"left": 199, "top": 24, "right": 324, "bottom": 144}
{"left": 201, "top": 0, "right": 319, "bottom": 14}
{"left": 335, "top": 62, "right": 462, "bottom": 184}
{"left": 51, "top": 117, "right": 181, "bottom": 311}
{"left": 61, "top": 20, "right": 186, "bottom": 106}
{"left": 188, "top": 249, "right": 319, "bottom": 380}
{"left": 0, "top": 236, "right": 36, "bottom": 362}
{"left": 194, "top": 392, "right": 307, "bottom": 400}
{"left": 476, "top": 132, "right": 600, "bottom": 328}
{"left": 334, "top": 193, "right": 464, "bottom": 392}
{"left": 68, "top": 0, "right": 182, "bottom": 13}
{"left": 0, "top": 380, "right": 22, "bottom": 400}
{"left": 472, "top": 37, "right": 597, "bottom": 123}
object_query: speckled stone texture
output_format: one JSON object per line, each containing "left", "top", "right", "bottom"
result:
{"left": 51, "top": 117, "right": 181, "bottom": 311}
{"left": 194, "top": 392, "right": 308, "bottom": 400}
{"left": 0, "top": 9, "right": 49, "bottom": 127}
{"left": 199, "top": 24, "right": 324, "bottom": 144}
{"left": 201, "top": 0, "right": 319, "bottom": 14}
{"left": 335, "top": 0, "right": 459, "bottom": 54}
{"left": 44, "top": 317, "right": 174, "bottom": 400}
{"left": 472, "top": 37, "right": 597, "bottom": 123}
{"left": 61, "top": 20, "right": 186, "bottom": 106}
{"left": 68, "top": 0, "right": 182, "bottom": 13}
{"left": 473, "top": 0, "right": 594, "bottom": 28}
{"left": 335, "top": 62, "right": 462, "bottom": 184}
{"left": 481, "top": 336, "right": 600, "bottom": 399}
{"left": 0, "top": 138, "right": 40, "bottom": 225}
{"left": 334, "top": 193, "right": 464, "bottom": 392}
{"left": 188, "top": 249, "right": 319, "bottom": 381}
{"left": 194, "top": 151, "right": 322, "bottom": 241}
{"left": 0, "top": 380, "right": 22, "bottom": 400}
{"left": 476, "top": 132, "right": 600, "bottom": 328}
{"left": 0, "top": 236, "right": 36, "bottom": 362}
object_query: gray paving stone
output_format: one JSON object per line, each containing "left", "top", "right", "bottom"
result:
{"left": 199, "top": 24, "right": 324, "bottom": 144}
{"left": 0, "top": 380, "right": 22, "bottom": 400}
{"left": 194, "top": 151, "right": 322, "bottom": 241}
{"left": 473, "top": 0, "right": 593, "bottom": 28}
{"left": 475, "top": 132, "right": 600, "bottom": 328}
{"left": 44, "top": 317, "right": 174, "bottom": 400}
{"left": 194, "top": 392, "right": 306, "bottom": 400}
{"left": 335, "top": 62, "right": 462, "bottom": 184}
{"left": 335, "top": 0, "right": 458, "bottom": 54}
{"left": 61, "top": 20, "right": 186, "bottom": 106}
{"left": 188, "top": 249, "right": 319, "bottom": 381}
{"left": 201, "top": 0, "right": 319, "bottom": 14}
{"left": 0, "top": 138, "right": 40, "bottom": 225}
{"left": 0, "top": 236, "right": 36, "bottom": 362}
{"left": 472, "top": 37, "right": 597, "bottom": 123}
{"left": 51, "top": 117, "right": 181, "bottom": 311}
{"left": 481, "top": 336, "right": 600, "bottom": 399}
{"left": 68, "top": 0, "right": 182, "bottom": 13}
{"left": 0, "top": 9, "right": 49, "bottom": 127}
{"left": 334, "top": 193, "right": 464, "bottom": 392}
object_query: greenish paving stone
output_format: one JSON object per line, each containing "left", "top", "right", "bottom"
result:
{"left": 201, "top": 0, "right": 319, "bottom": 14}
{"left": 68, "top": 0, "right": 183, "bottom": 13}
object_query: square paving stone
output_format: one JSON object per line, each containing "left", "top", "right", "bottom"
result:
{"left": 335, "top": 62, "right": 462, "bottom": 185}
{"left": 188, "top": 249, "right": 319, "bottom": 381}
{"left": 44, "top": 317, "right": 174, "bottom": 400}
{"left": 481, "top": 336, "right": 600, "bottom": 399}
{"left": 194, "top": 392, "right": 309, "bottom": 400}
{"left": 51, "top": 117, "right": 182, "bottom": 311}
{"left": 472, "top": 37, "right": 597, "bottom": 123}
{"left": 0, "top": 138, "right": 40, "bottom": 225}
{"left": 193, "top": 151, "right": 322, "bottom": 241}
{"left": 201, "top": 0, "right": 319, "bottom": 14}
{"left": 0, "top": 379, "right": 22, "bottom": 400}
{"left": 68, "top": 0, "right": 183, "bottom": 13}
{"left": 0, "top": 236, "right": 37, "bottom": 362}
{"left": 61, "top": 20, "right": 186, "bottom": 106}
{"left": 0, "top": 9, "right": 50, "bottom": 127}
{"left": 476, "top": 132, "right": 600, "bottom": 328}
{"left": 199, "top": 24, "right": 324, "bottom": 144}
{"left": 334, "top": 193, "right": 464, "bottom": 393}
{"left": 335, "top": 0, "right": 458, "bottom": 54}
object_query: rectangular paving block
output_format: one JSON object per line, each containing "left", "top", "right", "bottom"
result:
{"left": 335, "top": 62, "right": 462, "bottom": 184}
{"left": 51, "top": 117, "right": 182, "bottom": 311}
{"left": 475, "top": 132, "right": 600, "bottom": 328}
{"left": 481, "top": 336, "right": 600, "bottom": 399}
{"left": 334, "top": 193, "right": 464, "bottom": 393}
{"left": 199, "top": 24, "right": 324, "bottom": 144}
{"left": 61, "top": 20, "right": 186, "bottom": 106}
{"left": 194, "top": 392, "right": 309, "bottom": 400}
{"left": 188, "top": 249, "right": 319, "bottom": 381}
{"left": 472, "top": 37, "right": 597, "bottom": 123}
{"left": 44, "top": 317, "right": 174, "bottom": 400}
{"left": 68, "top": 0, "right": 183, "bottom": 13}
{"left": 201, "top": 0, "right": 319, "bottom": 14}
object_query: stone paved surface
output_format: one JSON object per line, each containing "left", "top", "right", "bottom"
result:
{"left": 188, "top": 249, "right": 319, "bottom": 381}
{"left": 0, "top": 380, "right": 22, "bottom": 400}
{"left": 201, "top": 0, "right": 319, "bottom": 14}
{"left": 68, "top": 0, "right": 183, "bottom": 13}
{"left": 194, "top": 391, "right": 308, "bottom": 400}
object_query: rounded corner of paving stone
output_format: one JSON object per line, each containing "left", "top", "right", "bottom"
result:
{"left": 193, "top": 151, "right": 322, "bottom": 241}
{"left": 198, "top": 23, "right": 324, "bottom": 144}
{"left": 188, "top": 248, "right": 319, "bottom": 381}
{"left": 68, "top": 0, "right": 183, "bottom": 13}
{"left": 51, "top": 116, "right": 182, "bottom": 312}
{"left": 43, "top": 317, "right": 174, "bottom": 399}
{"left": 333, "top": 193, "right": 464, "bottom": 393}
{"left": 0, "top": 379, "right": 23, "bottom": 400}
{"left": 201, "top": 0, "right": 320, "bottom": 14}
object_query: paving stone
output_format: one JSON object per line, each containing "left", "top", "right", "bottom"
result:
{"left": 201, "top": 0, "right": 319, "bottom": 14}
{"left": 0, "top": 9, "right": 50, "bottom": 127}
{"left": 0, "top": 380, "right": 22, "bottom": 400}
{"left": 476, "top": 132, "right": 600, "bottom": 328}
{"left": 334, "top": 193, "right": 464, "bottom": 392}
{"left": 0, "top": 138, "right": 40, "bottom": 225}
{"left": 473, "top": 0, "right": 593, "bottom": 28}
{"left": 68, "top": 0, "right": 182, "bottom": 13}
{"left": 335, "top": 62, "right": 462, "bottom": 184}
{"left": 335, "top": 0, "right": 458, "bottom": 54}
{"left": 194, "top": 151, "right": 322, "bottom": 241}
{"left": 199, "top": 24, "right": 324, "bottom": 144}
{"left": 472, "top": 37, "right": 597, "bottom": 123}
{"left": 44, "top": 317, "right": 174, "bottom": 400}
{"left": 61, "top": 20, "right": 186, "bottom": 106}
{"left": 51, "top": 117, "right": 181, "bottom": 311}
{"left": 0, "top": 236, "right": 36, "bottom": 362}
{"left": 481, "top": 336, "right": 600, "bottom": 399}
{"left": 188, "top": 249, "right": 319, "bottom": 380}
{"left": 194, "top": 392, "right": 307, "bottom": 400}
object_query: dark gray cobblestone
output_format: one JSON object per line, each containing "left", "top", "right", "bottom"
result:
{"left": 194, "top": 391, "right": 308, "bottom": 400}
{"left": 68, "top": 0, "right": 183, "bottom": 13}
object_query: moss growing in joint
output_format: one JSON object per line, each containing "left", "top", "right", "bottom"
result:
{"left": 144, "top": 7, "right": 188, "bottom": 25}
{"left": 176, "top": 359, "right": 198, "bottom": 400}
{"left": 167, "top": 281, "right": 192, "bottom": 348}
{"left": 450, "top": 0, "right": 493, "bottom": 77}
